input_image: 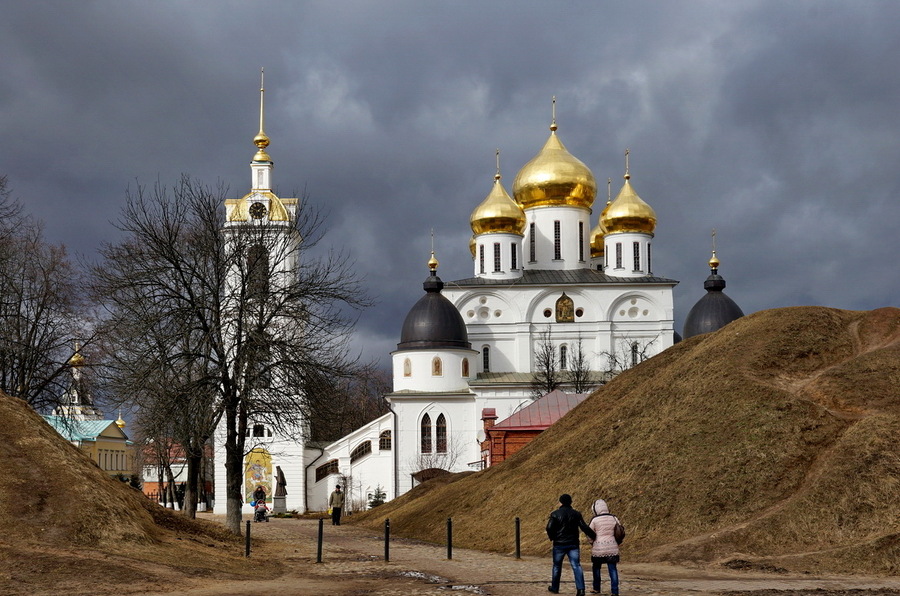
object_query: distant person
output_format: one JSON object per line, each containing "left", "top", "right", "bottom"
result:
{"left": 253, "top": 498, "right": 269, "bottom": 523}
{"left": 588, "top": 499, "right": 623, "bottom": 595}
{"left": 329, "top": 485, "right": 344, "bottom": 525}
{"left": 546, "top": 493, "right": 595, "bottom": 596}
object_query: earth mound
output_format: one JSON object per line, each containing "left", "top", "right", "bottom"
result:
{"left": 355, "top": 306, "right": 900, "bottom": 575}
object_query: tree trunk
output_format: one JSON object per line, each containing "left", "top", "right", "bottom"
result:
{"left": 224, "top": 404, "right": 244, "bottom": 534}
{"left": 183, "top": 443, "right": 201, "bottom": 519}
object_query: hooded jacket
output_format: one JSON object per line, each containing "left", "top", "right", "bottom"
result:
{"left": 588, "top": 499, "right": 621, "bottom": 558}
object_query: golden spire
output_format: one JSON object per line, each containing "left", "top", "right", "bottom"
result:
{"left": 253, "top": 68, "right": 271, "bottom": 161}
{"left": 495, "top": 148, "right": 501, "bottom": 180}
{"left": 607, "top": 177, "right": 612, "bottom": 205}
{"left": 624, "top": 148, "right": 631, "bottom": 180}
{"left": 116, "top": 409, "right": 126, "bottom": 429}
{"left": 709, "top": 229, "right": 720, "bottom": 271}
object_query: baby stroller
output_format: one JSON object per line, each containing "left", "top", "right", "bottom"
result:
{"left": 253, "top": 500, "right": 269, "bottom": 522}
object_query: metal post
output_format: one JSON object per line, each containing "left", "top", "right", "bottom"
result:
{"left": 245, "top": 520, "right": 251, "bottom": 557}
{"left": 317, "top": 517, "right": 324, "bottom": 563}
{"left": 384, "top": 518, "right": 391, "bottom": 562}
{"left": 515, "top": 517, "right": 521, "bottom": 559}
{"left": 447, "top": 517, "right": 453, "bottom": 560}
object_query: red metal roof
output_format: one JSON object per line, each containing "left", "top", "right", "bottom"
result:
{"left": 491, "top": 390, "right": 588, "bottom": 431}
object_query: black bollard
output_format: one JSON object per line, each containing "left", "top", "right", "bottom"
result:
{"left": 515, "top": 517, "right": 521, "bottom": 559}
{"left": 384, "top": 518, "right": 390, "bottom": 562}
{"left": 245, "top": 520, "right": 251, "bottom": 557}
{"left": 447, "top": 517, "right": 453, "bottom": 560}
{"left": 317, "top": 517, "right": 324, "bottom": 563}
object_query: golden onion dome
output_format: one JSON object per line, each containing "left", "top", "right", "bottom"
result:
{"left": 69, "top": 345, "right": 85, "bottom": 367}
{"left": 115, "top": 411, "right": 126, "bottom": 429}
{"left": 601, "top": 174, "right": 657, "bottom": 235}
{"left": 470, "top": 173, "right": 526, "bottom": 236}
{"left": 469, "top": 235, "right": 476, "bottom": 258}
{"left": 709, "top": 250, "right": 720, "bottom": 271}
{"left": 589, "top": 220, "right": 606, "bottom": 258}
{"left": 512, "top": 123, "right": 596, "bottom": 210}
{"left": 427, "top": 250, "right": 439, "bottom": 272}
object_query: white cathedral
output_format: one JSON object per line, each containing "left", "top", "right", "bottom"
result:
{"left": 213, "top": 89, "right": 680, "bottom": 515}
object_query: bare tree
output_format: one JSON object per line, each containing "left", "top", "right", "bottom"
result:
{"left": 93, "top": 176, "right": 369, "bottom": 533}
{"left": 0, "top": 215, "right": 88, "bottom": 411}
{"left": 599, "top": 335, "right": 659, "bottom": 381}
{"left": 566, "top": 336, "right": 595, "bottom": 393}
{"left": 531, "top": 326, "right": 561, "bottom": 397}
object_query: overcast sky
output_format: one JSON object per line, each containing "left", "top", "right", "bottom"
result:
{"left": 2, "top": 1, "right": 899, "bottom": 368}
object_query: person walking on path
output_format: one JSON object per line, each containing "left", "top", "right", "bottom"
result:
{"left": 329, "top": 485, "right": 344, "bottom": 525}
{"left": 587, "top": 499, "right": 622, "bottom": 595}
{"left": 546, "top": 493, "right": 595, "bottom": 596}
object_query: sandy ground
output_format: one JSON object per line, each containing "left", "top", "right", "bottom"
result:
{"left": 135, "top": 516, "right": 900, "bottom": 596}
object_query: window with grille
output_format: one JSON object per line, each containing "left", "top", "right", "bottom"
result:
{"left": 482, "top": 346, "right": 490, "bottom": 372}
{"left": 479, "top": 244, "right": 485, "bottom": 274}
{"left": 510, "top": 243, "right": 517, "bottom": 270}
{"left": 350, "top": 441, "right": 372, "bottom": 463}
{"left": 421, "top": 414, "right": 432, "bottom": 453}
{"left": 379, "top": 430, "right": 391, "bottom": 450}
{"left": 436, "top": 414, "right": 447, "bottom": 453}
{"left": 493, "top": 242, "right": 501, "bottom": 272}
{"left": 560, "top": 345, "right": 568, "bottom": 370}
{"left": 633, "top": 241, "right": 640, "bottom": 271}
{"left": 529, "top": 223, "right": 536, "bottom": 262}
{"left": 316, "top": 459, "right": 339, "bottom": 482}
{"left": 579, "top": 222, "right": 584, "bottom": 261}
{"left": 554, "top": 221, "right": 561, "bottom": 260}
{"left": 615, "top": 243, "right": 623, "bottom": 268}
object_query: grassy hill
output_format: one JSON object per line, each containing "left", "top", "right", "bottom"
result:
{"left": 354, "top": 306, "right": 900, "bottom": 575}
{"left": 0, "top": 391, "right": 273, "bottom": 592}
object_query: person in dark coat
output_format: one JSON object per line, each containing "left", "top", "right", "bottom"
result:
{"left": 546, "top": 493, "right": 595, "bottom": 596}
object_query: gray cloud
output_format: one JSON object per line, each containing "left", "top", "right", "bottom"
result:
{"left": 2, "top": 1, "right": 899, "bottom": 367}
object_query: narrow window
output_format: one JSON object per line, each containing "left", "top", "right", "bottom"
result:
{"left": 421, "top": 414, "right": 432, "bottom": 453}
{"left": 493, "top": 242, "right": 501, "bottom": 272}
{"left": 560, "top": 345, "right": 568, "bottom": 370}
{"left": 631, "top": 342, "right": 639, "bottom": 367}
{"left": 247, "top": 244, "right": 269, "bottom": 299}
{"left": 554, "top": 220, "right": 561, "bottom": 260}
{"left": 510, "top": 242, "right": 517, "bottom": 270}
{"left": 479, "top": 244, "right": 485, "bottom": 274}
{"left": 403, "top": 358, "right": 411, "bottom": 377}
{"left": 461, "top": 358, "right": 469, "bottom": 377}
{"left": 257, "top": 169, "right": 263, "bottom": 188}
{"left": 482, "top": 346, "right": 490, "bottom": 372}
{"left": 578, "top": 222, "right": 585, "bottom": 261}
{"left": 432, "top": 356, "right": 442, "bottom": 376}
{"left": 633, "top": 241, "right": 641, "bottom": 271}
{"left": 647, "top": 243, "right": 652, "bottom": 274}
{"left": 379, "top": 430, "right": 392, "bottom": 451}
{"left": 529, "top": 223, "right": 536, "bottom": 262}
{"left": 615, "top": 243, "right": 623, "bottom": 268}
{"left": 436, "top": 414, "right": 447, "bottom": 453}
{"left": 253, "top": 424, "right": 265, "bottom": 437}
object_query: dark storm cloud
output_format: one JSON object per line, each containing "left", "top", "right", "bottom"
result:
{"left": 2, "top": 1, "right": 899, "bottom": 367}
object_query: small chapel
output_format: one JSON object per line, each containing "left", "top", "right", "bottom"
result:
{"left": 213, "top": 83, "right": 744, "bottom": 515}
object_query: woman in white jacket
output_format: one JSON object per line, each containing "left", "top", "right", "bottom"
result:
{"left": 587, "top": 499, "right": 621, "bottom": 595}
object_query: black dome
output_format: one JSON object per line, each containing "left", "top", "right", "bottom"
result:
{"left": 398, "top": 273, "right": 470, "bottom": 350}
{"left": 682, "top": 272, "right": 744, "bottom": 339}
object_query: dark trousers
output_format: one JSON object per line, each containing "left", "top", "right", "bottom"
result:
{"left": 331, "top": 506, "right": 342, "bottom": 525}
{"left": 591, "top": 557, "right": 619, "bottom": 594}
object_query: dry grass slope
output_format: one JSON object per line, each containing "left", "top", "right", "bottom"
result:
{"left": 354, "top": 306, "right": 900, "bottom": 575}
{"left": 0, "top": 392, "right": 278, "bottom": 594}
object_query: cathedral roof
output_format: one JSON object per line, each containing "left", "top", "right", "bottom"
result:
{"left": 682, "top": 252, "right": 744, "bottom": 339}
{"left": 470, "top": 170, "right": 526, "bottom": 236}
{"left": 601, "top": 171, "right": 657, "bottom": 235}
{"left": 449, "top": 268, "right": 678, "bottom": 288}
{"left": 398, "top": 256, "right": 471, "bottom": 351}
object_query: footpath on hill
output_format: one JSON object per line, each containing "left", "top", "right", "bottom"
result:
{"left": 138, "top": 516, "right": 900, "bottom": 596}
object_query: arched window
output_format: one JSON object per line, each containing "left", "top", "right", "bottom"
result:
{"left": 560, "top": 345, "right": 568, "bottom": 370}
{"left": 631, "top": 342, "right": 639, "bottom": 368}
{"left": 482, "top": 346, "right": 490, "bottom": 372}
{"left": 247, "top": 244, "right": 269, "bottom": 299}
{"left": 461, "top": 358, "right": 469, "bottom": 377}
{"left": 403, "top": 358, "right": 412, "bottom": 377}
{"left": 350, "top": 441, "right": 372, "bottom": 463}
{"left": 315, "top": 459, "right": 339, "bottom": 482}
{"left": 432, "top": 356, "right": 442, "bottom": 376}
{"left": 436, "top": 414, "right": 447, "bottom": 453}
{"left": 421, "top": 414, "right": 432, "bottom": 453}
{"left": 379, "top": 430, "right": 391, "bottom": 451}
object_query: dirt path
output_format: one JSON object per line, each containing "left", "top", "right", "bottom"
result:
{"left": 135, "top": 517, "right": 900, "bottom": 596}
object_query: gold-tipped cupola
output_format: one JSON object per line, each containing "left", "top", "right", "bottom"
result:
{"left": 470, "top": 150, "right": 526, "bottom": 236}
{"left": 253, "top": 68, "right": 271, "bottom": 162}
{"left": 601, "top": 151, "right": 657, "bottom": 235}
{"left": 512, "top": 98, "right": 596, "bottom": 210}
